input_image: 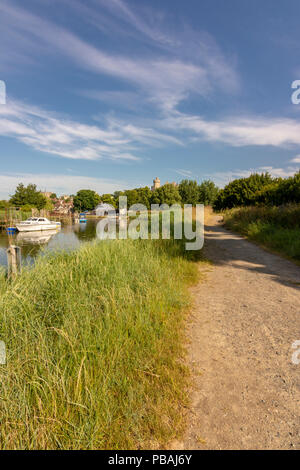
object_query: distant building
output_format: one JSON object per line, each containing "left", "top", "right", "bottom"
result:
{"left": 41, "top": 191, "right": 53, "bottom": 199}
{"left": 95, "top": 203, "right": 116, "bottom": 217}
{"left": 51, "top": 198, "right": 74, "bottom": 215}
{"left": 151, "top": 177, "right": 161, "bottom": 191}
{"left": 151, "top": 177, "right": 178, "bottom": 191}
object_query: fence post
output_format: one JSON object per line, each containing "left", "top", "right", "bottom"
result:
{"left": 7, "top": 245, "right": 21, "bottom": 278}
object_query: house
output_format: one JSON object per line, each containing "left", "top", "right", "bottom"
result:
{"left": 95, "top": 203, "right": 116, "bottom": 217}
{"left": 51, "top": 197, "right": 74, "bottom": 215}
{"left": 41, "top": 191, "right": 54, "bottom": 199}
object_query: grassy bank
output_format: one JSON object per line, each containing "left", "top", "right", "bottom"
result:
{"left": 223, "top": 204, "right": 300, "bottom": 262}
{"left": 0, "top": 237, "right": 199, "bottom": 449}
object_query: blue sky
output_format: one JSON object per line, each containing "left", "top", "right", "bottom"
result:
{"left": 1, "top": 0, "right": 300, "bottom": 197}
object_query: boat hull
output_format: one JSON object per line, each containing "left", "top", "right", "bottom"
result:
{"left": 16, "top": 224, "right": 60, "bottom": 232}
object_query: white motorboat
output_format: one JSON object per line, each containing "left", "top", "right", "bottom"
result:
{"left": 16, "top": 217, "right": 61, "bottom": 232}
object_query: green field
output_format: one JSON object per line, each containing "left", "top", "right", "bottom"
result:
{"left": 0, "top": 236, "right": 200, "bottom": 449}
{"left": 223, "top": 204, "right": 300, "bottom": 262}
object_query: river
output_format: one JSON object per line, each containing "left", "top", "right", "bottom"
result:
{"left": 0, "top": 219, "right": 100, "bottom": 268}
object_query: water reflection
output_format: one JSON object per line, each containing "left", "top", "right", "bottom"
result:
{"left": 0, "top": 219, "right": 100, "bottom": 268}
{"left": 16, "top": 230, "right": 56, "bottom": 245}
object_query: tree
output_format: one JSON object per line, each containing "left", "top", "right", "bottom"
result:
{"left": 50, "top": 193, "right": 57, "bottom": 200}
{"left": 151, "top": 184, "right": 181, "bottom": 206}
{"left": 9, "top": 183, "right": 47, "bottom": 209}
{"left": 198, "top": 180, "right": 219, "bottom": 206}
{"left": 0, "top": 200, "right": 10, "bottom": 209}
{"left": 73, "top": 189, "right": 101, "bottom": 212}
{"left": 123, "top": 189, "right": 139, "bottom": 208}
{"left": 100, "top": 193, "right": 116, "bottom": 208}
{"left": 123, "top": 187, "right": 152, "bottom": 209}
{"left": 44, "top": 199, "right": 54, "bottom": 211}
{"left": 178, "top": 180, "right": 199, "bottom": 205}
{"left": 136, "top": 186, "right": 152, "bottom": 210}
{"left": 273, "top": 171, "right": 300, "bottom": 204}
{"left": 213, "top": 173, "right": 273, "bottom": 210}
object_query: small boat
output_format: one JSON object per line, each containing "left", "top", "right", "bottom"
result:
{"left": 16, "top": 217, "right": 61, "bottom": 232}
{"left": 79, "top": 213, "right": 87, "bottom": 223}
{"left": 6, "top": 227, "right": 17, "bottom": 235}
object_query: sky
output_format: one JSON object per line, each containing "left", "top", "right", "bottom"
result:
{"left": 1, "top": 0, "right": 300, "bottom": 198}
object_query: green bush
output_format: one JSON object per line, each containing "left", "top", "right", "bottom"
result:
{"left": 223, "top": 205, "right": 300, "bottom": 261}
{"left": 214, "top": 171, "right": 300, "bottom": 210}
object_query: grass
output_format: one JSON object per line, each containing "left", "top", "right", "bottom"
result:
{"left": 0, "top": 236, "right": 200, "bottom": 449}
{"left": 223, "top": 204, "right": 300, "bottom": 262}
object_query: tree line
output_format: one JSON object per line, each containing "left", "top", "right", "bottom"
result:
{"left": 74, "top": 180, "right": 219, "bottom": 211}
{"left": 4, "top": 172, "right": 300, "bottom": 213}
{"left": 2, "top": 180, "right": 219, "bottom": 212}
{"left": 213, "top": 171, "right": 300, "bottom": 211}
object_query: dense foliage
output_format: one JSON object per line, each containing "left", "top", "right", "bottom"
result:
{"left": 105, "top": 180, "right": 218, "bottom": 209}
{"left": 73, "top": 189, "right": 101, "bottom": 212}
{"left": 198, "top": 180, "right": 220, "bottom": 206}
{"left": 178, "top": 179, "right": 219, "bottom": 206}
{"left": 9, "top": 183, "right": 47, "bottom": 209}
{"left": 4, "top": 178, "right": 219, "bottom": 213}
{"left": 151, "top": 184, "right": 182, "bottom": 206}
{"left": 213, "top": 172, "right": 300, "bottom": 210}
{"left": 224, "top": 205, "right": 300, "bottom": 261}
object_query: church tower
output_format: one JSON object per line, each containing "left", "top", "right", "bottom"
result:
{"left": 151, "top": 177, "right": 161, "bottom": 191}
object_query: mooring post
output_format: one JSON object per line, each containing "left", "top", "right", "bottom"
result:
{"left": 7, "top": 245, "right": 21, "bottom": 278}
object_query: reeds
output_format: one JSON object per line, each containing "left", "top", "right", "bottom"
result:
{"left": 0, "top": 237, "right": 199, "bottom": 449}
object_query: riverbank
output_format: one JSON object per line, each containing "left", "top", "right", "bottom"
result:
{"left": 223, "top": 205, "right": 300, "bottom": 263}
{"left": 0, "top": 237, "right": 199, "bottom": 449}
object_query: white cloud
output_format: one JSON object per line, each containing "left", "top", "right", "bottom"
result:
{"left": 290, "top": 155, "right": 300, "bottom": 163}
{"left": 0, "top": 99, "right": 181, "bottom": 161}
{"left": 0, "top": 172, "right": 133, "bottom": 199}
{"left": 2, "top": 0, "right": 300, "bottom": 182}
{"left": 96, "top": 0, "right": 178, "bottom": 47}
{"left": 0, "top": 0, "right": 239, "bottom": 112}
{"left": 163, "top": 112, "right": 300, "bottom": 147}
{"left": 174, "top": 169, "right": 195, "bottom": 178}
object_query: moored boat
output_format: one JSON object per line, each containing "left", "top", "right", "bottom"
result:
{"left": 16, "top": 217, "right": 61, "bottom": 232}
{"left": 79, "top": 213, "right": 87, "bottom": 223}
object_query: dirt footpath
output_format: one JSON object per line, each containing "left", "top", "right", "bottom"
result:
{"left": 174, "top": 215, "right": 300, "bottom": 450}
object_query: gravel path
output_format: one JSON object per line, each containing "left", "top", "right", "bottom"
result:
{"left": 173, "top": 216, "right": 300, "bottom": 450}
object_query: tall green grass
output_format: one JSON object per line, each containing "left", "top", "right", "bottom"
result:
{"left": 0, "top": 237, "right": 199, "bottom": 449}
{"left": 223, "top": 204, "right": 300, "bottom": 261}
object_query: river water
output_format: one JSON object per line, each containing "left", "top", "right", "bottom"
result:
{"left": 0, "top": 220, "right": 100, "bottom": 268}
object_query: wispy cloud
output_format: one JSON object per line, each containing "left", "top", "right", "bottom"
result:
{"left": 163, "top": 112, "right": 300, "bottom": 147}
{"left": 174, "top": 169, "right": 195, "bottom": 178}
{"left": 0, "top": 0, "right": 239, "bottom": 113}
{"left": 2, "top": 0, "right": 300, "bottom": 182}
{"left": 0, "top": 99, "right": 181, "bottom": 161}
{"left": 0, "top": 172, "right": 133, "bottom": 199}
{"left": 83, "top": 0, "right": 178, "bottom": 47}
{"left": 290, "top": 154, "right": 300, "bottom": 163}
